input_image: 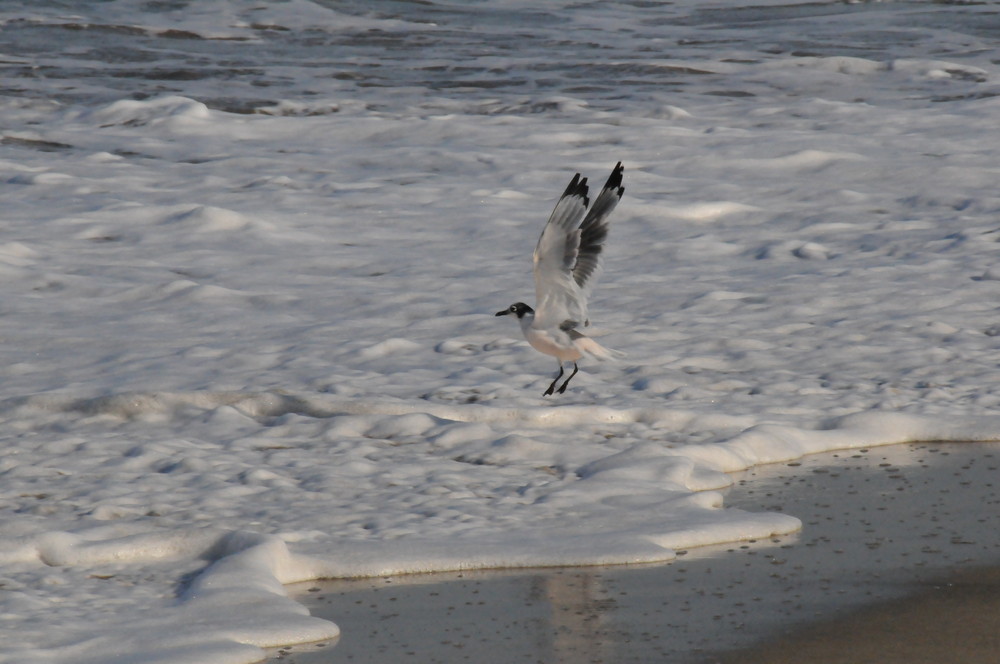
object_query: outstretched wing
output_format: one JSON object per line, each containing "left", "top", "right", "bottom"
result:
{"left": 532, "top": 163, "right": 624, "bottom": 329}
{"left": 532, "top": 173, "right": 589, "bottom": 328}
{"left": 573, "top": 161, "right": 624, "bottom": 300}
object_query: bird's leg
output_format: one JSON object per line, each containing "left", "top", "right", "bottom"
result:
{"left": 543, "top": 364, "right": 565, "bottom": 396}
{"left": 557, "top": 363, "right": 579, "bottom": 394}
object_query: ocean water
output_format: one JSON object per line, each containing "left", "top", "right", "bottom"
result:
{"left": 2, "top": 1, "right": 1000, "bottom": 662}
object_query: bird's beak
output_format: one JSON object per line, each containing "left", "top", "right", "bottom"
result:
{"left": 495, "top": 309, "right": 509, "bottom": 317}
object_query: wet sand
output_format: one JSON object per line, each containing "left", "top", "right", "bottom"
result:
{"left": 714, "top": 566, "right": 1000, "bottom": 664}
{"left": 271, "top": 442, "right": 1000, "bottom": 663}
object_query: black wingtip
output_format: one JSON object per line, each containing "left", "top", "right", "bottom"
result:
{"left": 605, "top": 162, "right": 625, "bottom": 198}
{"left": 562, "top": 172, "right": 590, "bottom": 208}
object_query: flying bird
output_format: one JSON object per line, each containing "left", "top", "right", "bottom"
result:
{"left": 496, "top": 162, "right": 625, "bottom": 396}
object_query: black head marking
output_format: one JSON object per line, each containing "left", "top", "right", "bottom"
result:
{"left": 495, "top": 302, "right": 534, "bottom": 318}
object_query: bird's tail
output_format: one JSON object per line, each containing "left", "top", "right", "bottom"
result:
{"left": 575, "top": 336, "right": 626, "bottom": 361}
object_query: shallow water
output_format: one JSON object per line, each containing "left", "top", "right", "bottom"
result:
{"left": 276, "top": 441, "right": 1000, "bottom": 663}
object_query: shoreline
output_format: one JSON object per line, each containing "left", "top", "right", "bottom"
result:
{"left": 272, "top": 441, "right": 1000, "bottom": 663}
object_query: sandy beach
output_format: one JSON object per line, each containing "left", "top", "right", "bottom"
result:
{"left": 273, "top": 441, "right": 1000, "bottom": 663}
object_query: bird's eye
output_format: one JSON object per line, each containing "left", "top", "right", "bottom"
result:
{"left": 510, "top": 305, "right": 518, "bottom": 312}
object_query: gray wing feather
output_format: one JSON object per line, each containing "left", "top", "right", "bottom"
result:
{"left": 573, "top": 161, "right": 624, "bottom": 292}
{"left": 533, "top": 173, "right": 590, "bottom": 326}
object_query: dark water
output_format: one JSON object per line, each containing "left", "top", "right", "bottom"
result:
{"left": 2, "top": 1, "right": 997, "bottom": 113}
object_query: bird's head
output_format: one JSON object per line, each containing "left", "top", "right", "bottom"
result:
{"left": 495, "top": 302, "right": 534, "bottom": 319}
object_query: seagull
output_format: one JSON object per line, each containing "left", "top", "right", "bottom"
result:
{"left": 496, "top": 162, "right": 625, "bottom": 396}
